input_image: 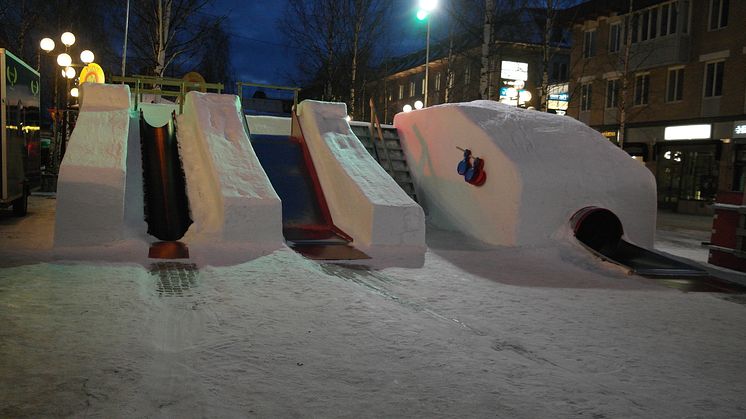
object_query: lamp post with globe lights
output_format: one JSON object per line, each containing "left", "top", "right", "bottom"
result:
{"left": 416, "top": 0, "right": 437, "bottom": 108}
{"left": 38, "top": 31, "right": 95, "bottom": 162}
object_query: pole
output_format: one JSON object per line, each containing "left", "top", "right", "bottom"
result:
{"left": 424, "top": 17, "right": 431, "bottom": 107}
{"left": 121, "top": 0, "right": 130, "bottom": 78}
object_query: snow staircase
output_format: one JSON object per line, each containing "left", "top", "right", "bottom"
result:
{"left": 349, "top": 122, "right": 417, "bottom": 202}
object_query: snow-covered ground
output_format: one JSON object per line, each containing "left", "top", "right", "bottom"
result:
{"left": 1, "top": 196, "right": 745, "bottom": 418}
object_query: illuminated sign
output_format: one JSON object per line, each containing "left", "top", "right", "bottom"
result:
{"left": 664, "top": 124, "right": 711, "bottom": 140}
{"left": 549, "top": 93, "right": 569, "bottom": 102}
{"left": 547, "top": 83, "right": 569, "bottom": 111}
{"left": 601, "top": 131, "right": 618, "bottom": 138}
{"left": 734, "top": 121, "right": 746, "bottom": 138}
{"left": 79, "top": 63, "right": 105, "bottom": 84}
{"left": 501, "top": 61, "right": 528, "bottom": 81}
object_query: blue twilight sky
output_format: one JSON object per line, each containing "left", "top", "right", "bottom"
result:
{"left": 206, "top": 0, "right": 447, "bottom": 86}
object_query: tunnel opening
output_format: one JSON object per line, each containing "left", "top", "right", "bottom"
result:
{"left": 571, "top": 207, "right": 623, "bottom": 253}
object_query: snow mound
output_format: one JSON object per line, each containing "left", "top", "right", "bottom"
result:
{"left": 394, "top": 101, "right": 656, "bottom": 247}
{"left": 296, "top": 100, "right": 425, "bottom": 253}
{"left": 178, "top": 92, "right": 283, "bottom": 250}
{"left": 54, "top": 83, "right": 132, "bottom": 247}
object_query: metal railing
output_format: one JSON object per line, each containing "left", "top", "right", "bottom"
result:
{"left": 111, "top": 75, "right": 224, "bottom": 113}
{"left": 368, "top": 98, "right": 395, "bottom": 175}
{"left": 236, "top": 81, "right": 300, "bottom": 112}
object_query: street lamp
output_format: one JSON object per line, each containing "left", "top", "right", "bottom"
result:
{"left": 417, "top": 0, "right": 437, "bottom": 107}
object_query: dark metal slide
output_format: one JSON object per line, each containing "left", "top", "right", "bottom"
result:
{"left": 250, "top": 132, "right": 368, "bottom": 260}
{"left": 140, "top": 112, "right": 192, "bottom": 247}
{"left": 572, "top": 207, "right": 746, "bottom": 293}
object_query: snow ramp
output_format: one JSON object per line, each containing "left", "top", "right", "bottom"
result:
{"left": 394, "top": 101, "right": 657, "bottom": 249}
{"left": 54, "top": 83, "right": 133, "bottom": 246}
{"left": 293, "top": 100, "right": 425, "bottom": 258}
{"left": 176, "top": 92, "right": 283, "bottom": 252}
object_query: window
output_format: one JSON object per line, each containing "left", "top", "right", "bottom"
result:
{"left": 609, "top": 23, "right": 621, "bottom": 53}
{"left": 709, "top": 0, "right": 729, "bottom": 30}
{"left": 649, "top": 7, "right": 658, "bottom": 39}
{"left": 704, "top": 61, "right": 724, "bottom": 97}
{"left": 435, "top": 72, "right": 442, "bottom": 91}
{"left": 388, "top": 88, "right": 393, "bottom": 102}
{"left": 606, "top": 79, "right": 619, "bottom": 109}
{"left": 421, "top": 79, "right": 425, "bottom": 94}
{"left": 666, "top": 68, "right": 684, "bottom": 102}
{"left": 640, "top": 10, "right": 650, "bottom": 41}
{"left": 398, "top": 85, "right": 404, "bottom": 100}
{"left": 464, "top": 65, "right": 471, "bottom": 85}
{"left": 634, "top": 73, "right": 650, "bottom": 105}
{"left": 583, "top": 30, "right": 596, "bottom": 58}
{"left": 581, "top": 82, "right": 593, "bottom": 111}
{"left": 409, "top": 81, "right": 415, "bottom": 97}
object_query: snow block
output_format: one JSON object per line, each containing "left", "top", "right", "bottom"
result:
{"left": 394, "top": 101, "right": 657, "bottom": 248}
{"left": 54, "top": 83, "right": 132, "bottom": 247}
{"left": 296, "top": 100, "right": 425, "bottom": 252}
{"left": 178, "top": 92, "right": 283, "bottom": 248}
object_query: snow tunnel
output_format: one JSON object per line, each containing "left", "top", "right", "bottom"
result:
{"left": 571, "top": 207, "right": 623, "bottom": 252}
{"left": 394, "top": 100, "right": 657, "bottom": 249}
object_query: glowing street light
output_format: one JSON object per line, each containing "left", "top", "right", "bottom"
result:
{"left": 70, "top": 87, "right": 79, "bottom": 98}
{"left": 56, "top": 53, "right": 72, "bottom": 67}
{"left": 63, "top": 66, "right": 76, "bottom": 79}
{"left": 416, "top": 0, "right": 438, "bottom": 108}
{"left": 40, "top": 38, "right": 55, "bottom": 52}
{"left": 414, "top": 100, "right": 424, "bottom": 110}
{"left": 403, "top": 104, "right": 413, "bottom": 113}
{"left": 61, "top": 32, "right": 76, "bottom": 47}
{"left": 80, "top": 50, "right": 94, "bottom": 64}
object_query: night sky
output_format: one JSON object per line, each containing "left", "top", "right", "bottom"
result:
{"left": 206, "top": 0, "right": 447, "bottom": 86}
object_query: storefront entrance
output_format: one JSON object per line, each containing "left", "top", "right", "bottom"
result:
{"left": 656, "top": 142, "right": 719, "bottom": 213}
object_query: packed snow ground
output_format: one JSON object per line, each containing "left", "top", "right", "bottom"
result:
{"left": 1, "top": 197, "right": 745, "bottom": 418}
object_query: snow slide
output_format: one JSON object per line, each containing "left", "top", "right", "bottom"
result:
{"left": 293, "top": 101, "right": 426, "bottom": 257}
{"left": 55, "top": 84, "right": 283, "bottom": 259}
{"left": 394, "top": 101, "right": 657, "bottom": 249}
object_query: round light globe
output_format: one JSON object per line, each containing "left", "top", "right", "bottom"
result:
{"left": 416, "top": 10, "right": 428, "bottom": 20}
{"left": 414, "top": 100, "right": 424, "bottom": 110}
{"left": 64, "top": 66, "right": 76, "bottom": 79}
{"left": 61, "top": 32, "right": 76, "bottom": 47}
{"left": 519, "top": 90, "right": 532, "bottom": 102}
{"left": 80, "top": 50, "right": 94, "bottom": 64}
{"left": 40, "top": 38, "right": 55, "bottom": 52}
{"left": 345, "top": 115, "right": 352, "bottom": 122}
{"left": 70, "top": 87, "right": 79, "bottom": 98}
{"left": 419, "top": 0, "right": 438, "bottom": 12}
{"left": 403, "top": 104, "right": 413, "bottom": 113}
{"left": 56, "top": 53, "right": 72, "bottom": 67}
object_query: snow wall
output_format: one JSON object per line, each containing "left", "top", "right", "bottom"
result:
{"left": 177, "top": 92, "right": 283, "bottom": 249}
{"left": 394, "top": 101, "right": 656, "bottom": 248}
{"left": 54, "top": 83, "right": 132, "bottom": 246}
{"left": 296, "top": 100, "right": 426, "bottom": 252}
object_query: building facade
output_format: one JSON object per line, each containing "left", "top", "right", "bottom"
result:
{"left": 567, "top": 0, "right": 746, "bottom": 214}
{"left": 367, "top": 9, "right": 571, "bottom": 125}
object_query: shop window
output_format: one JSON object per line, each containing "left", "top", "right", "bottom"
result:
{"left": 704, "top": 61, "right": 724, "bottom": 98}
{"left": 709, "top": 0, "right": 729, "bottom": 30}
{"left": 657, "top": 145, "right": 719, "bottom": 207}
{"left": 398, "top": 85, "right": 404, "bottom": 100}
{"left": 666, "top": 68, "right": 684, "bottom": 102}
{"left": 634, "top": 73, "right": 650, "bottom": 105}
{"left": 409, "top": 81, "right": 415, "bottom": 97}
{"left": 606, "top": 79, "right": 619, "bottom": 109}
{"left": 435, "top": 72, "right": 441, "bottom": 91}
{"left": 464, "top": 65, "right": 471, "bottom": 85}
{"left": 581, "top": 82, "right": 593, "bottom": 111}
{"left": 583, "top": 29, "right": 596, "bottom": 58}
{"left": 732, "top": 147, "right": 746, "bottom": 191}
{"left": 421, "top": 78, "right": 425, "bottom": 95}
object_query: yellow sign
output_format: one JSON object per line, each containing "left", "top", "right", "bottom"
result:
{"left": 79, "top": 63, "right": 105, "bottom": 84}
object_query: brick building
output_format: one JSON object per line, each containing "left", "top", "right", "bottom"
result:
{"left": 566, "top": 0, "right": 746, "bottom": 214}
{"left": 367, "top": 8, "right": 571, "bottom": 124}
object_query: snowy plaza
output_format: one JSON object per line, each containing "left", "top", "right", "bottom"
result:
{"left": 2, "top": 194, "right": 746, "bottom": 418}
{"left": 2, "top": 82, "right": 746, "bottom": 417}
